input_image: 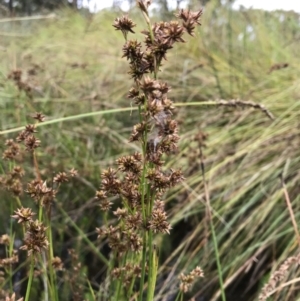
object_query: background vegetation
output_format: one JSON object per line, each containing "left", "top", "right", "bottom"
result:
{"left": 1, "top": 1, "right": 300, "bottom": 300}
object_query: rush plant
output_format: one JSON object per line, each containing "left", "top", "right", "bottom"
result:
{"left": 94, "top": 1, "right": 204, "bottom": 300}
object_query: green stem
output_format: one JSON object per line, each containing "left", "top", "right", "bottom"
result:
{"left": 9, "top": 202, "right": 14, "bottom": 293}
{"left": 146, "top": 237, "right": 158, "bottom": 301}
{"left": 38, "top": 201, "right": 43, "bottom": 222}
{"left": 24, "top": 255, "right": 34, "bottom": 301}
{"left": 210, "top": 218, "right": 226, "bottom": 301}
{"left": 115, "top": 253, "right": 127, "bottom": 300}
{"left": 127, "top": 274, "right": 136, "bottom": 300}
{"left": 174, "top": 291, "right": 182, "bottom": 301}
{"left": 41, "top": 252, "right": 49, "bottom": 301}
{"left": 138, "top": 232, "right": 147, "bottom": 301}
{"left": 200, "top": 146, "right": 226, "bottom": 301}
{"left": 47, "top": 223, "right": 59, "bottom": 301}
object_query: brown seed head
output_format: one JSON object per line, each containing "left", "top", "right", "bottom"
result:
{"left": 10, "top": 166, "right": 25, "bottom": 179}
{"left": 24, "top": 124, "right": 37, "bottom": 135}
{"left": 20, "top": 220, "right": 49, "bottom": 256}
{"left": 126, "top": 231, "right": 142, "bottom": 252}
{"left": 69, "top": 168, "right": 78, "bottom": 177}
{"left": 99, "top": 199, "right": 112, "bottom": 211}
{"left": 0, "top": 253, "right": 19, "bottom": 267}
{"left": 163, "top": 21, "right": 185, "bottom": 45}
{"left": 137, "top": 0, "right": 152, "bottom": 14}
{"left": 125, "top": 212, "right": 142, "bottom": 230}
{"left": 52, "top": 256, "right": 64, "bottom": 271}
{"left": 113, "top": 15, "right": 136, "bottom": 39}
{"left": 32, "top": 112, "right": 46, "bottom": 122}
{"left": 113, "top": 208, "right": 128, "bottom": 220}
{"left": 0, "top": 234, "right": 10, "bottom": 246}
{"left": 3, "top": 140, "right": 20, "bottom": 160}
{"left": 101, "top": 168, "right": 121, "bottom": 195}
{"left": 5, "top": 293, "right": 23, "bottom": 301}
{"left": 24, "top": 135, "right": 41, "bottom": 151}
{"left": 53, "top": 172, "right": 69, "bottom": 184}
{"left": 175, "top": 9, "right": 203, "bottom": 36}
{"left": 95, "top": 190, "right": 107, "bottom": 200}
{"left": 122, "top": 40, "right": 143, "bottom": 61}
{"left": 179, "top": 266, "right": 204, "bottom": 292}
{"left": 25, "top": 180, "right": 52, "bottom": 202}
{"left": 117, "top": 155, "right": 142, "bottom": 174}
{"left": 12, "top": 207, "right": 36, "bottom": 224}
{"left": 148, "top": 208, "right": 171, "bottom": 234}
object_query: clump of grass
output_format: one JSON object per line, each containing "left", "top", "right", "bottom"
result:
{"left": 0, "top": 1, "right": 205, "bottom": 300}
{"left": 94, "top": 1, "right": 204, "bottom": 300}
{"left": 1, "top": 112, "right": 80, "bottom": 301}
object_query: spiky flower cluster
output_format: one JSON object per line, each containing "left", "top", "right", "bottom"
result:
{"left": 12, "top": 208, "right": 49, "bottom": 257}
{"left": 0, "top": 165, "right": 24, "bottom": 197}
{"left": 8, "top": 69, "right": 32, "bottom": 99}
{"left": 3, "top": 293, "right": 23, "bottom": 301}
{"left": 0, "top": 235, "right": 19, "bottom": 268}
{"left": 179, "top": 266, "right": 204, "bottom": 293}
{"left": 115, "top": 6, "right": 202, "bottom": 80}
{"left": 112, "top": 263, "right": 142, "bottom": 286}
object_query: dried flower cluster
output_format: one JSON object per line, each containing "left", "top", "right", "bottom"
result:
{"left": 8, "top": 69, "right": 32, "bottom": 98}
{"left": 114, "top": 7, "right": 202, "bottom": 80}
{"left": 179, "top": 266, "right": 204, "bottom": 293}
{"left": 4, "top": 293, "right": 23, "bottom": 301}
{"left": 12, "top": 209, "right": 49, "bottom": 257}
{"left": 0, "top": 235, "right": 19, "bottom": 269}
{"left": 66, "top": 249, "right": 84, "bottom": 301}
{"left": 258, "top": 254, "right": 300, "bottom": 301}
{"left": 112, "top": 263, "right": 142, "bottom": 286}
{"left": 0, "top": 251, "right": 19, "bottom": 268}
{"left": 0, "top": 165, "right": 24, "bottom": 197}
{"left": 2, "top": 113, "right": 45, "bottom": 163}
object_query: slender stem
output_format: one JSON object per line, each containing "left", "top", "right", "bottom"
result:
{"left": 200, "top": 146, "right": 226, "bottom": 301}
{"left": 24, "top": 255, "right": 34, "bottom": 301}
{"left": 116, "top": 253, "right": 127, "bottom": 300}
{"left": 127, "top": 273, "right": 136, "bottom": 299}
{"left": 47, "top": 222, "right": 59, "bottom": 301}
{"left": 146, "top": 232, "right": 153, "bottom": 301}
{"left": 33, "top": 151, "right": 41, "bottom": 181}
{"left": 174, "top": 291, "right": 183, "bottom": 301}
{"left": 146, "top": 241, "right": 158, "bottom": 301}
{"left": 15, "top": 196, "right": 22, "bottom": 208}
{"left": 140, "top": 10, "right": 157, "bottom": 79}
{"left": 138, "top": 232, "right": 147, "bottom": 301}
{"left": 138, "top": 92, "right": 150, "bottom": 301}
{"left": 281, "top": 176, "right": 300, "bottom": 249}
{"left": 38, "top": 200, "right": 43, "bottom": 222}
{"left": 41, "top": 252, "right": 49, "bottom": 301}
{"left": 9, "top": 201, "right": 14, "bottom": 293}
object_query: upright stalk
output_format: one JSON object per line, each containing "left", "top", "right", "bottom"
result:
{"left": 24, "top": 255, "right": 34, "bottom": 301}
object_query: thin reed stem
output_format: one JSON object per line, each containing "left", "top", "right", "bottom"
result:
{"left": 281, "top": 175, "right": 300, "bottom": 249}
{"left": 200, "top": 146, "right": 226, "bottom": 301}
{"left": 24, "top": 255, "right": 34, "bottom": 301}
